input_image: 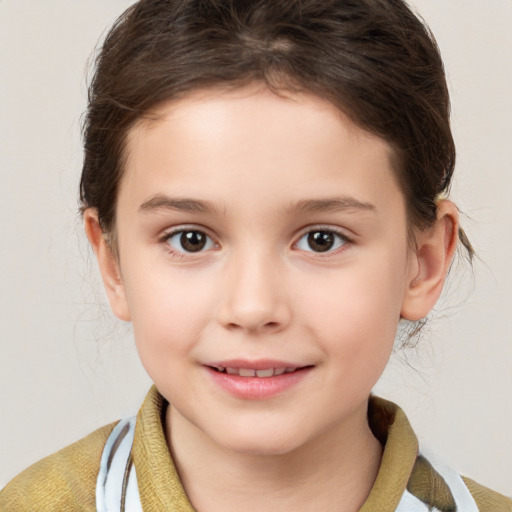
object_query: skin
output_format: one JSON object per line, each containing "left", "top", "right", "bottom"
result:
{"left": 85, "top": 84, "right": 458, "bottom": 512}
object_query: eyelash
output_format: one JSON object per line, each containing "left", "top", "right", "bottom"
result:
{"left": 160, "top": 226, "right": 352, "bottom": 258}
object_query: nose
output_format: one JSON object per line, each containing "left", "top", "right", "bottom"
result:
{"left": 217, "top": 252, "right": 291, "bottom": 334}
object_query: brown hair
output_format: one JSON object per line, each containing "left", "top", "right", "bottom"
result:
{"left": 80, "top": 0, "right": 472, "bottom": 258}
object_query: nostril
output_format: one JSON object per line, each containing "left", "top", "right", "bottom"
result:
{"left": 224, "top": 320, "right": 281, "bottom": 332}
{"left": 217, "top": 300, "right": 291, "bottom": 332}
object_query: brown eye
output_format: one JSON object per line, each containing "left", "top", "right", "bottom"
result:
{"left": 167, "top": 230, "right": 214, "bottom": 253}
{"left": 296, "top": 229, "right": 347, "bottom": 253}
{"left": 308, "top": 231, "right": 334, "bottom": 252}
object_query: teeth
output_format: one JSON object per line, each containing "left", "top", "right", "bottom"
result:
{"left": 221, "top": 367, "right": 295, "bottom": 377}
{"left": 256, "top": 368, "right": 274, "bottom": 378}
{"left": 239, "top": 368, "right": 256, "bottom": 377}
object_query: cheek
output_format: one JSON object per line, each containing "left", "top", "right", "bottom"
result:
{"left": 121, "top": 263, "right": 216, "bottom": 365}
{"left": 295, "top": 251, "right": 409, "bottom": 359}
{"left": 124, "top": 274, "right": 213, "bottom": 401}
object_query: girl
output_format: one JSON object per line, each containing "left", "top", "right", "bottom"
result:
{"left": 1, "top": 1, "right": 510, "bottom": 511}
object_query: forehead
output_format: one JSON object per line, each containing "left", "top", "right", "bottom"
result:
{"left": 119, "top": 84, "right": 403, "bottom": 217}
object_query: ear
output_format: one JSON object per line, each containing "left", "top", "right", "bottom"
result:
{"left": 83, "top": 209, "right": 131, "bottom": 322}
{"left": 401, "top": 200, "right": 459, "bottom": 321}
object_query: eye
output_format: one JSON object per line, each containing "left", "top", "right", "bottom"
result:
{"left": 295, "top": 229, "right": 348, "bottom": 253}
{"left": 166, "top": 229, "right": 215, "bottom": 253}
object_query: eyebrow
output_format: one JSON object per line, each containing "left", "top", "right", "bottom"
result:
{"left": 289, "top": 197, "right": 376, "bottom": 215}
{"left": 138, "top": 194, "right": 375, "bottom": 217}
{"left": 138, "top": 195, "right": 219, "bottom": 215}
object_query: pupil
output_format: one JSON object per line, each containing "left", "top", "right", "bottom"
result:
{"left": 181, "top": 231, "right": 206, "bottom": 252}
{"left": 308, "top": 231, "right": 334, "bottom": 252}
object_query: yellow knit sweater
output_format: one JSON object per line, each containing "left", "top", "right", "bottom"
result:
{"left": 1, "top": 387, "right": 510, "bottom": 511}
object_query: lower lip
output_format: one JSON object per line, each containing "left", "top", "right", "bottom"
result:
{"left": 206, "top": 367, "right": 312, "bottom": 400}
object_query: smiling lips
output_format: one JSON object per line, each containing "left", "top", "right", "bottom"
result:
{"left": 211, "top": 366, "right": 297, "bottom": 377}
{"left": 206, "top": 361, "right": 312, "bottom": 399}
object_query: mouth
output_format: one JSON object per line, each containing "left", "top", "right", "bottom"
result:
{"left": 205, "top": 361, "right": 313, "bottom": 399}
{"left": 208, "top": 366, "right": 303, "bottom": 378}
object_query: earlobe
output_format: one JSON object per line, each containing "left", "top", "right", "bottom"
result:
{"left": 83, "top": 209, "right": 131, "bottom": 322}
{"left": 401, "top": 200, "right": 459, "bottom": 321}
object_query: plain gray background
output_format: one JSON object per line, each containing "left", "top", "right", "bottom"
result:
{"left": 1, "top": 0, "right": 511, "bottom": 496}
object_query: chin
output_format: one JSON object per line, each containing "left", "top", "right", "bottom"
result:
{"left": 210, "top": 423, "right": 313, "bottom": 457}
{"left": 224, "top": 439, "right": 301, "bottom": 457}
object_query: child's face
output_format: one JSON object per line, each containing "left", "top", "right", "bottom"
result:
{"left": 109, "top": 85, "right": 418, "bottom": 454}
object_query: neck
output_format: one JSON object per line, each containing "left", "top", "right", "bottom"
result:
{"left": 166, "top": 401, "right": 382, "bottom": 512}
